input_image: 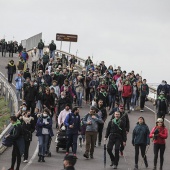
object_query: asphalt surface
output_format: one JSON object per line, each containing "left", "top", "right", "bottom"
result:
{"left": 0, "top": 52, "right": 170, "bottom": 170}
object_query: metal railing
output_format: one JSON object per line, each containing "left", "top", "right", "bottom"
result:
{"left": 0, "top": 72, "right": 18, "bottom": 154}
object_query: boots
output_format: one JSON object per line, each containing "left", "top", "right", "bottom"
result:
{"left": 134, "top": 164, "right": 138, "bottom": 169}
{"left": 110, "top": 161, "right": 114, "bottom": 166}
{"left": 41, "top": 156, "right": 45, "bottom": 162}
{"left": 38, "top": 155, "right": 42, "bottom": 162}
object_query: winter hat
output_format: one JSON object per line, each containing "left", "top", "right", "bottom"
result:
{"left": 156, "top": 118, "right": 163, "bottom": 123}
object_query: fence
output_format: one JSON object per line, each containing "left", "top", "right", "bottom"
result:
{"left": 0, "top": 72, "right": 18, "bottom": 154}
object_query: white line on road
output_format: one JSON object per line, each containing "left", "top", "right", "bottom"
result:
{"left": 23, "top": 143, "right": 39, "bottom": 170}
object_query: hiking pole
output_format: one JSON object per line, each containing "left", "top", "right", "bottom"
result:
{"left": 104, "top": 140, "right": 106, "bottom": 168}
{"left": 139, "top": 145, "right": 150, "bottom": 169}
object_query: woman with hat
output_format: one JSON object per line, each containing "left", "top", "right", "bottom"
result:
{"left": 149, "top": 118, "right": 168, "bottom": 170}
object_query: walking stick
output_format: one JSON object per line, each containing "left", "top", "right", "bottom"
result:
{"left": 104, "top": 140, "right": 106, "bottom": 168}
{"left": 139, "top": 145, "right": 150, "bottom": 169}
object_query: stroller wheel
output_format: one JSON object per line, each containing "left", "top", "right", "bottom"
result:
{"left": 56, "top": 147, "right": 59, "bottom": 152}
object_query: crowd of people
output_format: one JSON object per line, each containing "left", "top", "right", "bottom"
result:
{"left": 2, "top": 39, "right": 169, "bottom": 170}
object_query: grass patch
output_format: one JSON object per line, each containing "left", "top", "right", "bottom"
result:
{"left": 0, "top": 97, "right": 10, "bottom": 133}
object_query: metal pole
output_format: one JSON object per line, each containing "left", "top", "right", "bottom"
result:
{"left": 69, "top": 42, "right": 71, "bottom": 53}
{"left": 60, "top": 41, "right": 62, "bottom": 51}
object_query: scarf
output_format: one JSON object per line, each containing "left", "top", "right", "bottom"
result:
{"left": 112, "top": 118, "right": 122, "bottom": 130}
{"left": 100, "top": 91, "right": 107, "bottom": 97}
{"left": 23, "top": 116, "right": 34, "bottom": 124}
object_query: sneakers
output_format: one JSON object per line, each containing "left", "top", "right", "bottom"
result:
{"left": 113, "top": 165, "right": 117, "bottom": 169}
{"left": 90, "top": 154, "right": 94, "bottom": 159}
{"left": 140, "top": 109, "right": 144, "bottom": 112}
{"left": 23, "top": 160, "right": 28, "bottom": 163}
{"left": 83, "top": 153, "right": 89, "bottom": 159}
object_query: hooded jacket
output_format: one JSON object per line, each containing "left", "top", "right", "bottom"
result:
{"left": 132, "top": 123, "right": 150, "bottom": 145}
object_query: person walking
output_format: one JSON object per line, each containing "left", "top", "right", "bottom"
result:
{"left": 64, "top": 107, "right": 80, "bottom": 157}
{"left": 104, "top": 111, "right": 126, "bottom": 169}
{"left": 38, "top": 39, "right": 44, "bottom": 58}
{"left": 8, "top": 116, "right": 24, "bottom": 170}
{"left": 83, "top": 106, "right": 104, "bottom": 159}
{"left": 140, "top": 79, "right": 149, "bottom": 112}
{"left": 154, "top": 91, "right": 168, "bottom": 120}
{"left": 149, "top": 118, "right": 168, "bottom": 170}
{"left": 22, "top": 111, "right": 35, "bottom": 163}
{"left": 5, "top": 59, "right": 16, "bottom": 83}
{"left": 49, "top": 40, "right": 56, "bottom": 59}
{"left": 15, "top": 73, "right": 25, "bottom": 101}
{"left": 42, "top": 52, "right": 50, "bottom": 72}
{"left": 132, "top": 117, "right": 150, "bottom": 170}
{"left": 31, "top": 47, "right": 38, "bottom": 73}
{"left": 36, "top": 108, "right": 54, "bottom": 162}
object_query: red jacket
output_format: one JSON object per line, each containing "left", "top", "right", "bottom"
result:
{"left": 122, "top": 85, "right": 132, "bottom": 97}
{"left": 149, "top": 126, "right": 168, "bottom": 144}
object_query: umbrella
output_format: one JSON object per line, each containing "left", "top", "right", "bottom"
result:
{"left": 104, "top": 140, "right": 106, "bottom": 168}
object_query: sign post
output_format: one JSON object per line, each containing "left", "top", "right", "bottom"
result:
{"left": 56, "top": 33, "right": 78, "bottom": 53}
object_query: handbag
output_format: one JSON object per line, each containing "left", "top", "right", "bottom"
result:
{"left": 2, "top": 136, "right": 13, "bottom": 147}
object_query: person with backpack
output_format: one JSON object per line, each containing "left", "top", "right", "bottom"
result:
{"left": 132, "top": 116, "right": 150, "bottom": 170}
{"left": 42, "top": 51, "right": 50, "bottom": 72}
{"left": 104, "top": 111, "right": 126, "bottom": 169}
{"left": 140, "top": 79, "right": 149, "bottom": 112}
{"left": 48, "top": 40, "right": 56, "bottom": 59}
{"left": 64, "top": 107, "right": 81, "bottom": 157}
{"left": 38, "top": 39, "right": 44, "bottom": 58}
{"left": 83, "top": 106, "right": 104, "bottom": 159}
{"left": 154, "top": 91, "right": 168, "bottom": 120}
{"left": 19, "top": 48, "right": 29, "bottom": 62}
{"left": 149, "top": 118, "right": 168, "bottom": 170}
{"left": 8, "top": 116, "right": 24, "bottom": 170}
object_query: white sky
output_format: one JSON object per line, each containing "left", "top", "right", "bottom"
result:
{"left": 1, "top": 0, "right": 170, "bottom": 84}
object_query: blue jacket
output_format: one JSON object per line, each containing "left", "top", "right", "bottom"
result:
{"left": 64, "top": 112, "right": 80, "bottom": 134}
{"left": 36, "top": 116, "right": 54, "bottom": 137}
{"left": 15, "top": 76, "right": 25, "bottom": 90}
{"left": 132, "top": 123, "right": 150, "bottom": 145}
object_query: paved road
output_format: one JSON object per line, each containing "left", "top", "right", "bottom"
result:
{"left": 0, "top": 52, "right": 170, "bottom": 170}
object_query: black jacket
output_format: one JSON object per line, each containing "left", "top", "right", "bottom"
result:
{"left": 49, "top": 43, "right": 56, "bottom": 51}
{"left": 111, "top": 111, "right": 130, "bottom": 132}
{"left": 22, "top": 118, "right": 35, "bottom": 141}
{"left": 96, "top": 92, "right": 109, "bottom": 107}
{"left": 24, "top": 85, "right": 37, "bottom": 101}
{"left": 105, "top": 119, "right": 126, "bottom": 142}
{"left": 6, "top": 63, "right": 16, "bottom": 74}
{"left": 43, "top": 74, "right": 52, "bottom": 86}
{"left": 23, "top": 71, "right": 31, "bottom": 80}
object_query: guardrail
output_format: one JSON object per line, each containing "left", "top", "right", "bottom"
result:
{"left": 0, "top": 72, "right": 18, "bottom": 154}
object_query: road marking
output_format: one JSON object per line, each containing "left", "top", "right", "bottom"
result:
{"left": 145, "top": 106, "right": 170, "bottom": 123}
{"left": 23, "top": 143, "right": 39, "bottom": 170}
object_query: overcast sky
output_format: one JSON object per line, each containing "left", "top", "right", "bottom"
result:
{"left": 1, "top": 0, "right": 170, "bottom": 84}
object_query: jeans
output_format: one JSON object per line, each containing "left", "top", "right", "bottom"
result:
{"left": 38, "top": 134, "right": 49, "bottom": 156}
{"left": 109, "top": 95, "right": 116, "bottom": 108}
{"left": 39, "top": 49, "right": 43, "bottom": 58}
{"left": 50, "top": 50, "right": 55, "bottom": 59}
{"left": 135, "top": 144, "right": 147, "bottom": 165}
{"left": 66, "top": 133, "right": 78, "bottom": 154}
{"left": 16, "top": 89, "right": 22, "bottom": 100}
{"left": 131, "top": 94, "right": 137, "bottom": 108}
{"left": 76, "top": 92, "right": 83, "bottom": 106}
{"left": 154, "top": 144, "right": 165, "bottom": 168}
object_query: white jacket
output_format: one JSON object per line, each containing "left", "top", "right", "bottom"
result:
{"left": 31, "top": 51, "right": 39, "bottom": 62}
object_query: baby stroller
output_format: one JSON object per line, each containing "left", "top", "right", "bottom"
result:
{"left": 55, "top": 125, "right": 68, "bottom": 152}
